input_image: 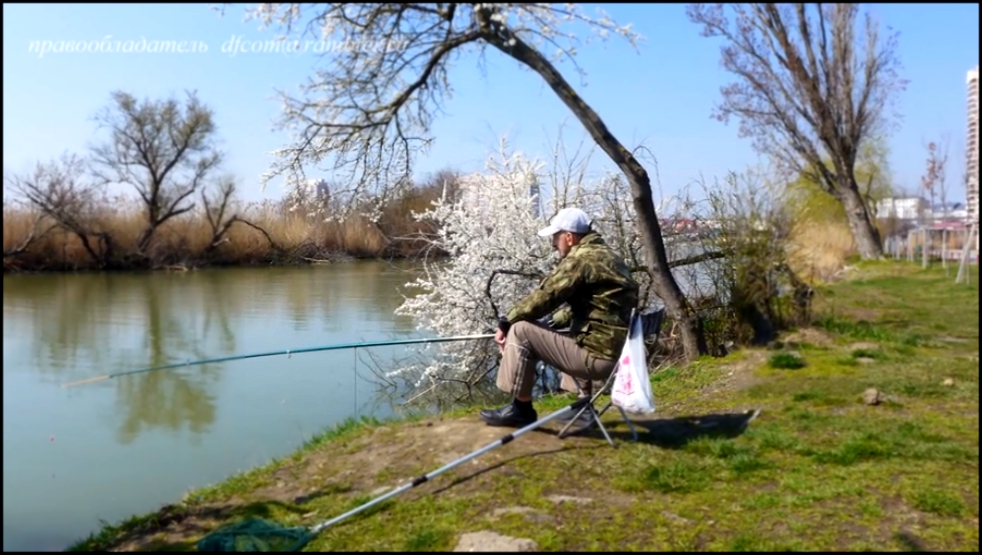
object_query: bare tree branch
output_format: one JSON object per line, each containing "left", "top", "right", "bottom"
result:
{"left": 233, "top": 217, "right": 281, "bottom": 253}
{"left": 201, "top": 178, "right": 240, "bottom": 254}
{"left": 4, "top": 153, "right": 111, "bottom": 266}
{"left": 921, "top": 136, "right": 950, "bottom": 221}
{"left": 238, "top": 4, "right": 638, "bottom": 215}
{"left": 2, "top": 210, "right": 57, "bottom": 258}
{"left": 90, "top": 90, "right": 223, "bottom": 254}
{"left": 687, "top": 3, "right": 907, "bottom": 259}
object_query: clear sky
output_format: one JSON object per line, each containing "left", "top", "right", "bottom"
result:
{"left": 3, "top": 3, "right": 979, "bottom": 205}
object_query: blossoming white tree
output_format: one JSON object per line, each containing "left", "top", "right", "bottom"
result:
{"left": 389, "top": 137, "right": 656, "bottom": 400}
{"left": 226, "top": 2, "right": 709, "bottom": 360}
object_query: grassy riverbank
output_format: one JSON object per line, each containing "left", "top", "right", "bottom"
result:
{"left": 68, "top": 260, "right": 978, "bottom": 552}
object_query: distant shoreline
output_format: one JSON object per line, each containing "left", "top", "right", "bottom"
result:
{"left": 2, "top": 251, "right": 444, "bottom": 275}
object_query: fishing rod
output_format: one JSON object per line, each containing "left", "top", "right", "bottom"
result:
{"left": 485, "top": 268, "right": 544, "bottom": 317}
{"left": 61, "top": 334, "right": 494, "bottom": 388}
{"left": 62, "top": 267, "right": 542, "bottom": 389}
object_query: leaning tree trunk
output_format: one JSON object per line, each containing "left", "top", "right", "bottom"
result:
{"left": 483, "top": 25, "right": 708, "bottom": 360}
{"left": 839, "top": 176, "right": 885, "bottom": 260}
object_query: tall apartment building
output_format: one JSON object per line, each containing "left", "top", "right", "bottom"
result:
{"left": 967, "top": 66, "right": 979, "bottom": 223}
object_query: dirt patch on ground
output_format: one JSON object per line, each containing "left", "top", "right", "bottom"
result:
{"left": 269, "top": 415, "right": 604, "bottom": 501}
{"left": 835, "top": 306, "right": 882, "bottom": 322}
{"left": 783, "top": 328, "right": 836, "bottom": 347}
{"left": 846, "top": 342, "right": 881, "bottom": 351}
{"left": 108, "top": 416, "right": 608, "bottom": 551}
{"left": 709, "top": 350, "right": 768, "bottom": 396}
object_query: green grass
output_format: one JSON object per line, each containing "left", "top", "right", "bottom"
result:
{"left": 768, "top": 352, "right": 807, "bottom": 369}
{"left": 640, "top": 459, "right": 714, "bottom": 493}
{"left": 67, "top": 261, "right": 979, "bottom": 552}
{"left": 910, "top": 490, "right": 967, "bottom": 517}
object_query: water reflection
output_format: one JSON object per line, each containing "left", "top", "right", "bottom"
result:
{"left": 3, "top": 261, "right": 428, "bottom": 552}
{"left": 3, "top": 261, "right": 422, "bottom": 445}
{"left": 114, "top": 371, "right": 218, "bottom": 444}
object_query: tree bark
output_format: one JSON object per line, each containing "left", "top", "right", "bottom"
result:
{"left": 481, "top": 23, "right": 708, "bottom": 360}
{"left": 838, "top": 175, "right": 884, "bottom": 259}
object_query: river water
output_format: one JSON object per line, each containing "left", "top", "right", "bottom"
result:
{"left": 2, "top": 261, "right": 439, "bottom": 552}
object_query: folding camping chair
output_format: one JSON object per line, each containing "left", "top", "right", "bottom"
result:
{"left": 556, "top": 308, "right": 665, "bottom": 447}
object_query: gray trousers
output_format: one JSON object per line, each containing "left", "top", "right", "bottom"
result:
{"left": 496, "top": 321, "right": 616, "bottom": 399}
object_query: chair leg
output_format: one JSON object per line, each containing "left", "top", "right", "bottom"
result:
{"left": 616, "top": 405, "right": 639, "bottom": 442}
{"left": 557, "top": 401, "right": 618, "bottom": 448}
{"left": 591, "top": 407, "right": 617, "bottom": 448}
{"left": 557, "top": 402, "right": 617, "bottom": 447}
{"left": 556, "top": 376, "right": 621, "bottom": 447}
{"left": 597, "top": 401, "right": 639, "bottom": 443}
{"left": 556, "top": 402, "right": 592, "bottom": 439}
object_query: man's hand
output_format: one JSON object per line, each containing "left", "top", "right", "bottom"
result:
{"left": 494, "top": 328, "right": 507, "bottom": 354}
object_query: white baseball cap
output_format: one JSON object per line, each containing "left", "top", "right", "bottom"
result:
{"left": 537, "top": 207, "right": 592, "bottom": 237}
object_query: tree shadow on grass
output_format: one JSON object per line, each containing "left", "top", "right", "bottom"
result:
{"left": 604, "top": 409, "right": 762, "bottom": 448}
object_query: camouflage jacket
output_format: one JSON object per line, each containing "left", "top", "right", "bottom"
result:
{"left": 505, "top": 231, "right": 640, "bottom": 360}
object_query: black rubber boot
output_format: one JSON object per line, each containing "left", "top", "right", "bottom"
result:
{"left": 480, "top": 401, "right": 538, "bottom": 427}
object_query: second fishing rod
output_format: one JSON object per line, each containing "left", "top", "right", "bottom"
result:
{"left": 62, "top": 268, "right": 547, "bottom": 388}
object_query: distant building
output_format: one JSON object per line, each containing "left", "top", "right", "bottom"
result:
{"left": 457, "top": 173, "right": 485, "bottom": 218}
{"left": 529, "top": 177, "right": 541, "bottom": 219}
{"left": 967, "top": 66, "right": 979, "bottom": 223}
{"left": 307, "top": 179, "right": 330, "bottom": 200}
{"left": 876, "top": 197, "right": 929, "bottom": 221}
{"left": 929, "top": 202, "right": 969, "bottom": 222}
{"left": 660, "top": 218, "right": 701, "bottom": 234}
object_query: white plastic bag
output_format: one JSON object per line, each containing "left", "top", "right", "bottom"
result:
{"left": 611, "top": 313, "right": 655, "bottom": 415}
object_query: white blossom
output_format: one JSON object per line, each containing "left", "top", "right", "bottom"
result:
{"left": 389, "top": 137, "right": 655, "bottom": 395}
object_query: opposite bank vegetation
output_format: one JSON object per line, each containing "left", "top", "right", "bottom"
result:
{"left": 68, "top": 261, "right": 979, "bottom": 551}
{"left": 1, "top": 89, "right": 463, "bottom": 274}
{"left": 2, "top": 179, "right": 451, "bottom": 273}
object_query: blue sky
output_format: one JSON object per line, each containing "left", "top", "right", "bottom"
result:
{"left": 3, "top": 3, "right": 979, "bottom": 205}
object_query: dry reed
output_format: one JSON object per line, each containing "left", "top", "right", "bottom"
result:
{"left": 786, "top": 220, "right": 857, "bottom": 283}
{"left": 3, "top": 185, "right": 445, "bottom": 272}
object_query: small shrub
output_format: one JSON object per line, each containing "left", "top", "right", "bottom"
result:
{"left": 851, "top": 348, "right": 886, "bottom": 360}
{"left": 768, "top": 352, "right": 806, "bottom": 369}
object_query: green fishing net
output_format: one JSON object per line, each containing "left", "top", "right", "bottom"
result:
{"left": 195, "top": 518, "right": 315, "bottom": 552}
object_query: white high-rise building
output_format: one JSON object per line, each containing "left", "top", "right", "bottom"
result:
{"left": 305, "top": 178, "right": 330, "bottom": 200}
{"left": 967, "top": 66, "right": 979, "bottom": 223}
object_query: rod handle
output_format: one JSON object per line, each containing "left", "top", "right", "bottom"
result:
{"left": 62, "top": 374, "right": 110, "bottom": 388}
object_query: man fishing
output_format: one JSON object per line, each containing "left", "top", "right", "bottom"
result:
{"left": 481, "top": 207, "right": 640, "bottom": 432}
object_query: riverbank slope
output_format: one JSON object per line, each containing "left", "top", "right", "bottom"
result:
{"left": 69, "top": 261, "right": 979, "bottom": 552}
